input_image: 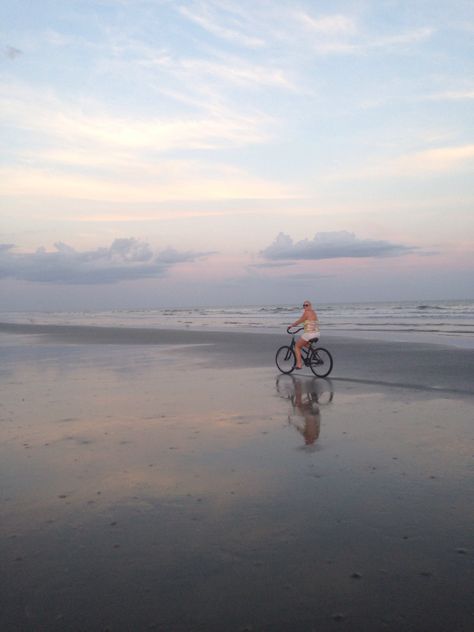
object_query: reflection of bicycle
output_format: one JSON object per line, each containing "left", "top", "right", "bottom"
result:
{"left": 276, "top": 375, "right": 334, "bottom": 406}
{"left": 275, "top": 327, "right": 333, "bottom": 377}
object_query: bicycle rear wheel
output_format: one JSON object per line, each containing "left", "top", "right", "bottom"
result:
{"left": 275, "top": 346, "right": 296, "bottom": 374}
{"left": 309, "top": 347, "right": 333, "bottom": 377}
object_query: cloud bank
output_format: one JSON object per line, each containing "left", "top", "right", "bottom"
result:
{"left": 0, "top": 239, "right": 213, "bottom": 284}
{"left": 261, "top": 232, "right": 417, "bottom": 261}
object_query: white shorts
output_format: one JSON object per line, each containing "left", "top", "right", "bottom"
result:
{"left": 302, "top": 332, "right": 319, "bottom": 342}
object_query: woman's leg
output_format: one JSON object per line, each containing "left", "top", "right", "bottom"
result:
{"left": 295, "top": 338, "right": 308, "bottom": 368}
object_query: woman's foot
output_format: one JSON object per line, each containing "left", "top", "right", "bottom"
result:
{"left": 295, "top": 366, "right": 302, "bottom": 370}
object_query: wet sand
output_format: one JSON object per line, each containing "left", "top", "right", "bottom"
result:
{"left": 1, "top": 324, "right": 473, "bottom": 631}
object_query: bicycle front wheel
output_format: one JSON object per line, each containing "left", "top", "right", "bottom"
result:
{"left": 310, "top": 348, "right": 333, "bottom": 377}
{"left": 275, "top": 346, "right": 296, "bottom": 374}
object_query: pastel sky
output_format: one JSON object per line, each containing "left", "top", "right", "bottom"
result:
{"left": 1, "top": 0, "right": 473, "bottom": 310}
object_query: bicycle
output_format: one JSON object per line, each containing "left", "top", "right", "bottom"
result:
{"left": 275, "top": 326, "right": 333, "bottom": 377}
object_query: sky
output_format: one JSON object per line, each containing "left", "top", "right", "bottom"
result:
{"left": 1, "top": 0, "right": 473, "bottom": 310}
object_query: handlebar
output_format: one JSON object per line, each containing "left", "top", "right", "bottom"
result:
{"left": 287, "top": 326, "right": 303, "bottom": 334}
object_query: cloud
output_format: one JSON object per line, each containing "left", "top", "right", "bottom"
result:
{"left": 324, "top": 143, "right": 474, "bottom": 182}
{"left": 176, "top": 55, "right": 294, "bottom": 90}
{"left": 424, "top": 89, "right": 474, "bottom": 101}
{"left": 247, "top": 262, "right": 297, "bottom": 269}
{"left": 261, "top": 232, "right": 417, "bottom": 261}
{"left": 0, "top": 81, "right": 294, "bottom": 205}
{"left": 305, "top": 25, "right": 434, "bottom": 55}
{"left": 395, "top": 144, "right": 474, "bottom": 173}
{"left": 0, "top": 81, "right": 273, "bottom": 154}
{"left": 295, "top": 12, "right": 357, "bottom": 36}
{"left": 282, "top": 9, "right": 433, "bottom": 55}
{"left": 0, "top": 162, "right": 294, "bottom": 204}
{"left": 3, "top": 46, "right": 23, "bottom": 60}
{"left": 179, "top": 3, "right": 432, "bottom": 58}
{"left": 365, "top": 27, "right": 434, "bottom": 51}
{"left": 178, "top": 3, "right": 265, "bottom": 49}
{"left": 0, "top": 239, "right": 214, "bottom": 284}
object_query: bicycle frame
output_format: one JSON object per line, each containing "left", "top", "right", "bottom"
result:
{"left": 287, "top": 328, "right": 319, "bottom": 366}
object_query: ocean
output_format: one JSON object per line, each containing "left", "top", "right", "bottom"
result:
{"left": 1, "top": 299, "right": 474, "bottom": 348}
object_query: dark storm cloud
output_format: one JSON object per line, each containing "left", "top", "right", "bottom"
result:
{"left": 261, "top": 231, "right": 417, "bottom": 261}
{"left": 0, "top": 239, "right": 213, "bottom": 284}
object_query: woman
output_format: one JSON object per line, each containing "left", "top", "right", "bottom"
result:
{"left": 291, "top": 300, "right": 320, "bottom": 370}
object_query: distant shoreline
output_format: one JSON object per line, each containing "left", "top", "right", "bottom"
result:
{"left": 1, "top": 319, "right": 473, "bottom": 350}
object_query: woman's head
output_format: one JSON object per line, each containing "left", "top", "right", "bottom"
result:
{"left": 303, "top": 300, "right": 312, "bottom": 309}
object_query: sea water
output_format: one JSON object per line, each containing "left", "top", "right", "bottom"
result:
{"left": 1, "top": 299, "right": 474, "bottom": 348}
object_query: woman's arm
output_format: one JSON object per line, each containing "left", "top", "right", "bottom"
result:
{"left": 292, "top": 310, "right": 308, "bottom": 327}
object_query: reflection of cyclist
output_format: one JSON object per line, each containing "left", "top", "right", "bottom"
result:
{"left": 290, "top": 379, "right": 321, "bottom": 445}
{"left": 290, "top": 300, "right": 320, "bottom": 370}
{"left": 276, "top": 375, "right": 334, "bottom": 447}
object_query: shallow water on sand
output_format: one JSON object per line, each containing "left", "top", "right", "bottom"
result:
{"left": 1, "top": 339, "right": 473, "bottom": 631}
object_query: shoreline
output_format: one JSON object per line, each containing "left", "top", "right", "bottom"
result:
{"left": 1, "top": 321, "right": 474, "bottom": 395}
{"left": 1, "top": 319, "right": 473, "bottom": 349}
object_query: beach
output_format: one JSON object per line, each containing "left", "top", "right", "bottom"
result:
{"left": 1, "top": 323, "right": 473, "bottom": 631}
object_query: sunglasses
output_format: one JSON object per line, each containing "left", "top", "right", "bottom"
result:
{"left": 303, "top": 303, "right": 309, "bottom": 307}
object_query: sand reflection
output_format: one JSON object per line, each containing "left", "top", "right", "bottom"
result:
{"left": 276, "top": 376, "right": 334, "bottom": 447}
{"left": 2, "top": 332, "right": 474, "bottom": 631}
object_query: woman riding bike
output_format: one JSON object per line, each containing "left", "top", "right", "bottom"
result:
{"left": 290, "top": 300, "right": 320, "bottom": 370}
